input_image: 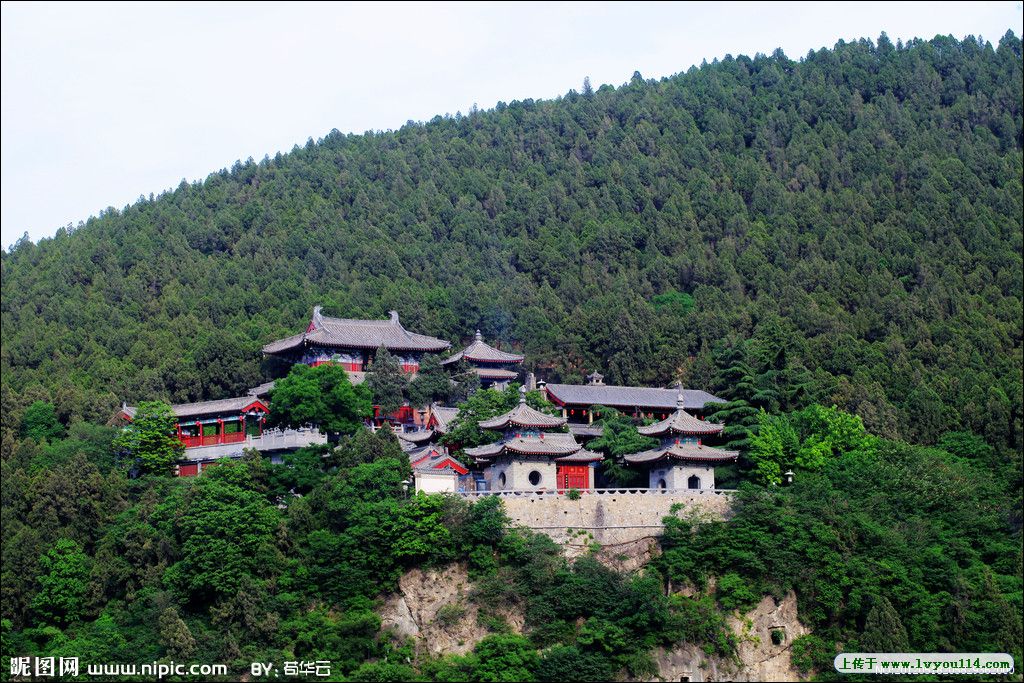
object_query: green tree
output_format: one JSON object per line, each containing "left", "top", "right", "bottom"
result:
{"left": 112, "top": 401, "right": 184, "bottom": 475}
{"left": 367, "top": 346, "right": 408, "bottom": 415}
{"left": 158, "top": 607, "right": 197, "bottom": 659}
{"left": 859, "top": 596, "right": 910, "bottom": 652}
{"left": 407, "top": 352, "right": 451, "bottom": 407}
{"left": 440, "top": 385, "right": 553, "bottom": 452}
{"left": 447, "top": 358, "right": 482, "bottom": 404}
{"left": 267, "top": 363, "right": 372, "bottom": 438}
{"left": 161, "top": 472, "right": 282, "bottom": 603}
{"left": 587, "top": 408, "right": 656, "bottom": 486}
{"left": 21, "top": 401, "right": 65, "bottom": 442}
{"left": 31, "top": 539, "right": 91, "bottom": 625}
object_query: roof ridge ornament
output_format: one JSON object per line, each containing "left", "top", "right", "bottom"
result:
{"left": 677, "top": 390, "right": 685, "bottom": 408}
{"left": 475, "top": 329, "right": 483, "bottom": 341}
{"left": 312, "top": 305, "right": 324, "bottom": 329}
{"left": 519, "top": 385, "right": 527, "bottom": 404}
{"left": 389, "top": 310, "right": 400, "bottom": 325}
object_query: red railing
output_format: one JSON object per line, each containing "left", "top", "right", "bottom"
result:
{"left": 178, "top": 424, "right": 252, "bottom": 449}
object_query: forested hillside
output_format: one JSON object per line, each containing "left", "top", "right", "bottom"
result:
{"left": 2, "top": 32, "right": 1022, "bottom": 452}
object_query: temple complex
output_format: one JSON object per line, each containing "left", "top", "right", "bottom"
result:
{"left": 464, "top": 387, "right": 602, "bottom": 491}
{"left": 443, "top": 330, "right": 524, "bottom": 389}
{"left": 262, "top": 306, "right": 450, "bottom": 377}
{"left": 118, "top": 304, "right": 736, "bottom": 488}
{"left": 622, "top": 393, "right": 738, "bottom": 490}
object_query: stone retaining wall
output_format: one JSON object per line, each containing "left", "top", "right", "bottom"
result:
{"left": 462, "top": 490, "right": 733, "bottom": 546}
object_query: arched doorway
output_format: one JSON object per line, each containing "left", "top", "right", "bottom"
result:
{"left": 687, "top": 475, "right": 701, "bottom": 490}
{"left": 657, "top": 478, "right": 667, "bottom": 490}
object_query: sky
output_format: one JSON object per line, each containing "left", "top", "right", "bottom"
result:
{"left": 2, "top": 1, "right": 1021, "bottom": 249}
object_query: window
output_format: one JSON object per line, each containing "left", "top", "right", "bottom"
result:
{"left": 658, "top": 478, "right": 667, "bottom": 489}
{"left": 528, "top": 470, "right": 542, "bottom": 486}
{"left": 687, "top": 475, "right": 701, "bottom": 489}
{"left": 498, "top": 472, "right": 506, "bottom": 489}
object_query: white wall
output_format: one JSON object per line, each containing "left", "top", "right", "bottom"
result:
{"left": 484, "top": 455, "right": 556, "bottom": 491}
{"left": 415, "top": 471, "right": 457, "bottom": 494}
{"left": 648, "top": 464, "right": 715, "bottom": 490}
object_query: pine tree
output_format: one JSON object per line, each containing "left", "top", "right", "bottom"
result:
{"left": 407, "top": 353, "right": 451, "bottom": 407}
{"left": 112, "top": 401, "right": 184, "bottom": 475}
{"left": 859, "top": 596, "right": 910, "bottom": 653}
{"left": 366, "top": 346, "right": 408, "bottom": 415}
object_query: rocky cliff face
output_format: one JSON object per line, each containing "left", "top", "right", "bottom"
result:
{"left": 378, "top": 563, "right": 523, "bottom": 657}
{"left": 644, "top": 591, "right": 809, "bottom": 682}
{"left": 380, "top": 561, "right": 809, "bottom": 682}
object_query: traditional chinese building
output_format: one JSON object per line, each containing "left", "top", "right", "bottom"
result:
{"left": 410, "top": 445, "right": 470, "bottom": 493}
{"left": 427, "top": 404, "right": 461, "bottom": 437}
{"left": 120, "top": 395, "right": 269, "bottom": 447}
{"left": 118, "top": 393, "right": 328, "bottom": 476}
{"left": 622, "top": 393, "right": 737, "bottom": 490}
{"left": 442, "top": 330, "right": 524, "bottom": 389}
{"left": 262, "top": 306, "right": 451, "bottom": 377}
{"left": 543, "top": 371, "right": 725, "bottom": 424}
{"left": 464, "top": 387, "right": 601, "bottom": 491}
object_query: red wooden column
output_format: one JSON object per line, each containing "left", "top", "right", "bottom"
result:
{"left": 241, "top": 416, "right": 246, "bottom": 440}
{"left": 217, "top": 418, "right": 224, "bottom": 444}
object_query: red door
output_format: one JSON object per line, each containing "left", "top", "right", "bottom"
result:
{"left": 557, "top": 465, "right": 589, "bottom": 491}
{"left": 178, "top": 463, "right": 199, "bottom": 477}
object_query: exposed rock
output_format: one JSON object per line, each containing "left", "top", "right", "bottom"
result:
{"left": 645, "top": 591, "right": 809, "bottom": 682}
{"left": 379, "top": 563, "right": 523, "bottom": 657}
{"left": 586, "top": 536, "right": 662, "bottom": 573}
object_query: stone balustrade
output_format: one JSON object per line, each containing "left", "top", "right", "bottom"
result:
{"left": 182, "top": 427, "right": 326, "bottom": 461}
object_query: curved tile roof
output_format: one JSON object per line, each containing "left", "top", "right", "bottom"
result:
{"left": 398, "top": 429, "right": 435, "bottom": 445}
{"left": 474, "top": 367, "right": 519, "bottom": 380}
{"left": 478, "top": 388, "right": 566, "bottom": 430}
{"left": 443, "top": 331, "right": 524, "bottom": 365}
{"left": 429, "top": 405, "right": 461, "bottom": 434}
{"left": 638, "top": 394, "right": 724, "bottom": 436}
{"left": 554, "top": 448, "right": 604, "bottom": 463}
{"left": 623, "top": 442, "right": 738, "bottom": 465}
{"left": 263, "top": 307, "right": 450, "bottom": 355}
{"left": 465, "top": 432, "right": 585, "bottom": 459}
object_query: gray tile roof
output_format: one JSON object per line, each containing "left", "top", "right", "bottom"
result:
{"left": 465, "top": 432, "right": 583, "bottom": 459}
{"left": 623, "top": 443, "right": 738, "bottom": 464}
{"left": 463, "top": 442, "right": 506, "bottom": 458}
{"left": 443, "top": 331, "right": 524, "bottom": 365}
{"left": 263, "top": 307, "right": 450, "bottom": 355}
{"left": 413, "top": 454, "right": 467, "bottom": 474}
{"left": 545, "top": 383, "right": 724, "bottom": 411}
{"left": 398, "top": 430, "right": 435, "bottom": 445}
{"left": 637, "top": 399, "right": 725, "bottom": 436}
{"left": 247, "top": 381, "right": 276, "bottom": 397}
{"left": 430, "top": 405, "right": 460, "bottom": 434}
{"left": 122, "top": 395, "right": 268, "bottom": 420}
{"left": 568, "top": 424, "right": 605, "bottom": 438}
{"left": 478, "top": 395, "right": 566, "bottom": 430}
{"left": 474, "top": 367, "right": 519, "bottom": 380}
{"left": 554, "top": 448, "right": 603, "bottom": 463}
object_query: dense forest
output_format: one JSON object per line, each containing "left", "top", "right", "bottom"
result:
{"left": 1, "top": 31, "right": 1022, "bottom": 682}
